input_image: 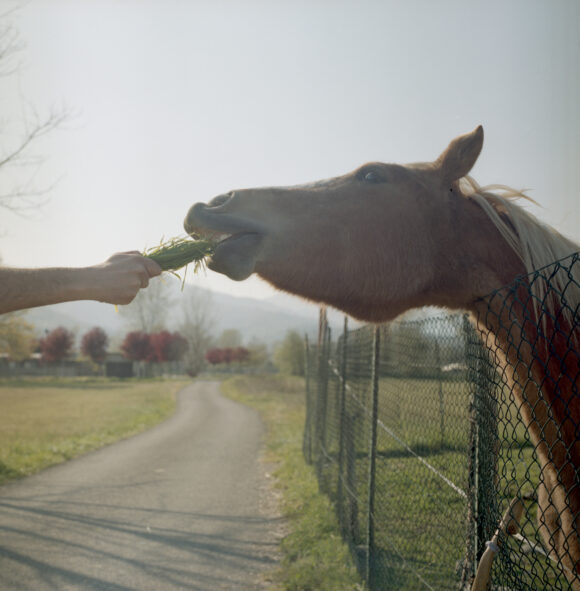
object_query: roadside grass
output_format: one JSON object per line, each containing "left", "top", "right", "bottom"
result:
{"left": 0, "top": 376, "right": 188, "bottom": 484}
{"left": 221, "top": 374, "right": 366, "bottom": 591}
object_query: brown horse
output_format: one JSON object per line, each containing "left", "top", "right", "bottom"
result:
{"left": 184, "top": 126, "right": 580, "bottom": 585}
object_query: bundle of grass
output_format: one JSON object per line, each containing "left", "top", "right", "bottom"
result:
{"left": 143, "top": 237, "right": 216, "bottom": 278}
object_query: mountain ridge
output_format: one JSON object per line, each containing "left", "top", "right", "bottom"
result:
{"left": 22, "top": 284, "right": 349, "bottom": 348}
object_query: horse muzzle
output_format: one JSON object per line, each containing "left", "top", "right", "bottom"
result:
{"left": 184, "top": 201, "right": 265, "bottom": 281}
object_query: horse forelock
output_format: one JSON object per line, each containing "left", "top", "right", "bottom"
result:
{"left": 460, "top": 176, "right": 580, "bottom": 326}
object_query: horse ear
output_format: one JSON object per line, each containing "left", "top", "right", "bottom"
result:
{"left": 435, "top": 126, "right": 484, "bottom": 184}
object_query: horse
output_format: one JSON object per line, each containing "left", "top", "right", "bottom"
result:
{"left": 184, "top": 126, "right": 580, "bottom": 586}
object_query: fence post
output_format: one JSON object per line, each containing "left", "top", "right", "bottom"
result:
{"left": 337, "top": 316, "right": 349, "bottom": 532}
{"left": 366, "top": 325, "right": 381, "bottom": 587}
{"left": 473, "top": 338, "right": 500, "bottom": 563}
{"left": 463, "top": 314, "right": 480, "bottom": 583}
{"left": 435, "top": 339, "right": 446, "bottom": 447}
{"left": 302, "top": 333, "right": 312, "bottom": 463}
{"left": 315, "top": 314, "right": 331, "bottom": 480}
{"left": 463, "top": 315, "right": 500, "bottom": 585}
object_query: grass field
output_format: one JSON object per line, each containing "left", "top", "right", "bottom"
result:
{"left": 313, "top": 374, "right": 473, "bottom": 590}
{"left": 0, "top": 376, "right": 188, "bottom": 484}
{"left": 314, "top": 367, "right": 559, "bottom": 590}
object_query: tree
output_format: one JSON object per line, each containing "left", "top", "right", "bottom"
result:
{"left": 205, "top": 348, "right": 224, "bottom": 365}
{"left": 246, "top": 339, "right": 270, "bottom": 368}
{"left": 118, "top": 277, "right": 175, "bottom": 333}
{"left": 274, "top": 330, "right": 305, "bottom": 376}
{"left": 0, "top": 311, "right": 35, "bottom": 361}
{"left": 120, "top": 331, "right": 152, "bottom": 361}
{"left": 81, "top": 327, "right": 109, "bottom": 363}
{"left": 149, "top": 331, "right": 188, "bottom": 363}
{"left": 232, "top": 347, "right": 250, "bottom": 363}
{"left": 216, "top": 329, "right": 243, "bottom": 348}
{"left": 165, "top": 332, "right": 188, "bottom": 362}
{"left": 204, "top": 346, "right": 250, "bottom": 366}
{"left": 39, "top": 327, "right": 74, "bottom": 363}
{"left": 221, "top": 347, "right": 234, "bottom": 364}
{"left": 179, "top": 287, "right": 214, "bottom": 377}
{"left": 1, "top": 7, "right": 69, "bottom": 215}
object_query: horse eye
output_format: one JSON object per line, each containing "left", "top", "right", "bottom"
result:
{"left": 364, "top": 171, "right": 380, "bottom": 183}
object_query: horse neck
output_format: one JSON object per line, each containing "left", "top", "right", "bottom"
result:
{"left": 473, "top": 286, "right": 580, "bottom": 479}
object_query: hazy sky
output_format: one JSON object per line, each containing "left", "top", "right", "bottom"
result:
{"left": 1, "top": 0, "right": 579, "bottom": 299}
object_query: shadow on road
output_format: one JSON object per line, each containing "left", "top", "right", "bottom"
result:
{"left": 0, "top": 495, "right": 281, "bottom": 590}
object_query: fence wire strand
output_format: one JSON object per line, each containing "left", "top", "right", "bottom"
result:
{"left": 303, "top": 254, "right": 580, "bottom": 590}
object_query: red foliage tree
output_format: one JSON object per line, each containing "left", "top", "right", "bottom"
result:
{"left": 221, "top": 347, "right": 234, "bottom": 364}
{"left": 120, "top": 331, "right": 188, "bottom": 364}
{"left": 204, "top": 346, "right": 250, "bottom": 365}
{"left": 165, "top": 332, "right": 188, "bottom": 362}
{"left": 148, "top": 331, "right": 189, "bottom": 363}
{"left": 205, "top": 348, "right": 224, "bottom": 365}
{"left": 39, "top": 326, "right": 74, "bottom": 362}
{"left": 148, "top": 331, "right": 171, "bottom": 362}
{"left": 81, "top": 327, "right": 109, "bottom": 363}
{"left": 120, "top": 331, "right": 152, "bottom": 361}
{"left": 232, "top": 347, "right": 250, "bottom": 363}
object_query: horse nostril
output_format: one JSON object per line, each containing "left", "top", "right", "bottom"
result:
{"left": 208, "top": 192, "right": 234, "bottom": 208}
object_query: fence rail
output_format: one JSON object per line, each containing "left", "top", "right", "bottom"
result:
{"left": 304, "top": 275, "right": 579, "bottom": 591}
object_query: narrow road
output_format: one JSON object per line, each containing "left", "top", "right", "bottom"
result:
{"left": 0, "top": 381, "right": 281, "bottom": 590}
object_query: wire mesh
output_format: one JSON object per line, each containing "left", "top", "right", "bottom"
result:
{"left": 303, "top": 253, "right": 580, "bottom": 591}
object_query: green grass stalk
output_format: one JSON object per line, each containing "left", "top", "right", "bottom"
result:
{"left": 144, "top": 237, "right": 216, "bottom": 274}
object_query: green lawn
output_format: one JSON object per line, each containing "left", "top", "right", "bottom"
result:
{"left": 0, "top": 376, "right": 188, "bottom": 484}
{"left": 316, "top": 375, "right": 473, "bottom": 590}
{"left": 312, "top": 370, "right": 554, "bottom": 590}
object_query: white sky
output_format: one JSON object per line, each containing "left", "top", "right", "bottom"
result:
{"left": 1, "top": 0, "right": 579, "bottom": 300}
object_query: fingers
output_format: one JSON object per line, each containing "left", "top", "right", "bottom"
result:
{"left": 95, "top": 252, "right": 164, "bottom": 305}
{"left": 139, "top": 273, "right": 150, "bottom": 289}
{"left": 143, "top": 256, "right": 162, "bottom": 277}
{"left": 105, "top": 252, "right": 162, "bottom": 278}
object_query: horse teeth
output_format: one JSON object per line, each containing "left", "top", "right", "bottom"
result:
{"left": 187, "top": 228, "right": 229, "bottom": 242}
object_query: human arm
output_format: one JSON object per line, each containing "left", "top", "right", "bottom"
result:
{"left": 0, "top": 252, "right": 162, "bottom": 315}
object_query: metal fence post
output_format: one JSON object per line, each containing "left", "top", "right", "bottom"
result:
{"left": 337, "top": 316, "right": 349, "bottom": 531}
{"left": 435, "top": 339, "right": 446, "bottom": 447}
{"left": 463, "top": 314, "right": 500, "bottom": 584}
{"left": 463, "top": 314, "right": 481, "bottom": 583}
{"left": 315, "top": 315, "right": 331, "bottom": 479}
{"left": 302, "top": 333, "right": 312, "bottom": 463}
{"left": 366, "top": 325, "right": 381, "bottom": 587}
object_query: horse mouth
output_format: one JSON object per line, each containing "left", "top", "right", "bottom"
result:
{"left": 184, "top": 203, "right": 264, "bottom": 281}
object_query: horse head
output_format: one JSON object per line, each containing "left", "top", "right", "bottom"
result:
{"left": 184, "top": 126, "right": 521, "bottom": 321}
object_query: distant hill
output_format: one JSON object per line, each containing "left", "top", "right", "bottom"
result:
{"left": 22, "top": 284, "right": 350, "bottom": 348}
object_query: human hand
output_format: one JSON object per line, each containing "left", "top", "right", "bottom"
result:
{"left": 91, "top": 252, "right": 162, "bottom": 305}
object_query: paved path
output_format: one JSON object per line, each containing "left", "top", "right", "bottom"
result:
{"left": 0, "top": 381, "right": 281, "bottom": 590}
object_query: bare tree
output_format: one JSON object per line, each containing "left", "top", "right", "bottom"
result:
{"left": 0, "top": 4, "right": 69, "bottom": 215}
{"left": 216, "top": 328, "right": 243, "bottom": 348}
{"left": 118, "top": 276, "right": 175, "bottom": 333}
{"left": 179, "top": 287, "right": 214, "bottom": 377}
{"left": 0, "top": 5, "right": 22, "bottom": 77}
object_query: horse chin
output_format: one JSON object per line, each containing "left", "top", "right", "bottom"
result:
{"left": 207, "top": 233, "right": 263, "bottom": 281}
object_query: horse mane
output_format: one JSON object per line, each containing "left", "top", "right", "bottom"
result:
{"left": 459, "top": 176, "right": 580, "bottom": 324}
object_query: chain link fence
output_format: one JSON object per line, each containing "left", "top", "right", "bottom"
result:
{"left": 303, "top": 253, "right": 580, "bottom": 590}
